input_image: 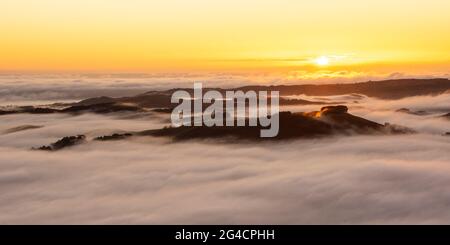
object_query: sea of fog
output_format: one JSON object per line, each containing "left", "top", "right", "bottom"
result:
{"left": 0, "top": 78, "right": 449, "bottom": 224}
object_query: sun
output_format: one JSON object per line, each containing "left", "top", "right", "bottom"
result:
{"left": 315, "top": 56, "right": 329, "bottom": 66}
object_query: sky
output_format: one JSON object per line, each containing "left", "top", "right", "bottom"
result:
{"left": 1, "top": 0, "right": 450, "bottom": 74}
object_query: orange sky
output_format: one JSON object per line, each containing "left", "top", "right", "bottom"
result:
{"left": 1, "top": 0, "right": 450, "bottom": 75}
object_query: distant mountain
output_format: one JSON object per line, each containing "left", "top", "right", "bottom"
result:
{"left": 2, "top": 78, "right": 449, "bottom": 117}
{"left": 231, "top": 78, "right": 450, "bottom": 99}
{"left": 74, "top": 94, "right": 335, "bottom": 110}
{"left": 76, "top": 78, "right": 450, "bottom": 109}
{"left": 0, "top": 102, "right": 143, "bottom": 115}
{"left": 0, "top": 95, "right": 335, "bottom": 116}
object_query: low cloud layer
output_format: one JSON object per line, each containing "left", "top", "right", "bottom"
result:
{"left": 0, "top": 134, "right": 449, "bottom": 224}
{"left": 0, "top": 84, "right": 449, "bottom": 224}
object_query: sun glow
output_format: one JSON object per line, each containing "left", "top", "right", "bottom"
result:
{"left": 1, "top": 0, "right": 450, "bottom": 72}
{"left": 315, "top": 56, "right": 330, "bottom": 66}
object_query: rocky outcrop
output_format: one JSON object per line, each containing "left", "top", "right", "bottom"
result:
{"left": 319, "top": 105, "right": 349, "bottom": 115}
{"left": 301, "top": 105, "right": 395, "bottom": 134}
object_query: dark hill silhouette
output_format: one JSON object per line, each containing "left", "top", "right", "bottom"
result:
{"left": 94, "top": 133, "right": 133, "bottom": 141}
{"left": 233, "top": 78, "right": 450, "bottom": 99}
{"left": 32, "top": 106, "right": 414, "bottom": 150}
{"left": 0, "top": 102, "right": 143, "bottom": 115}
{"left": 74, "top": 78, "right": 450, "bottom": 110}
{"left": 34, "top": 135, "right": 86, "bottom": 151}
{"left": 139, "top": 106, "right": 413, "bottom": 141}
